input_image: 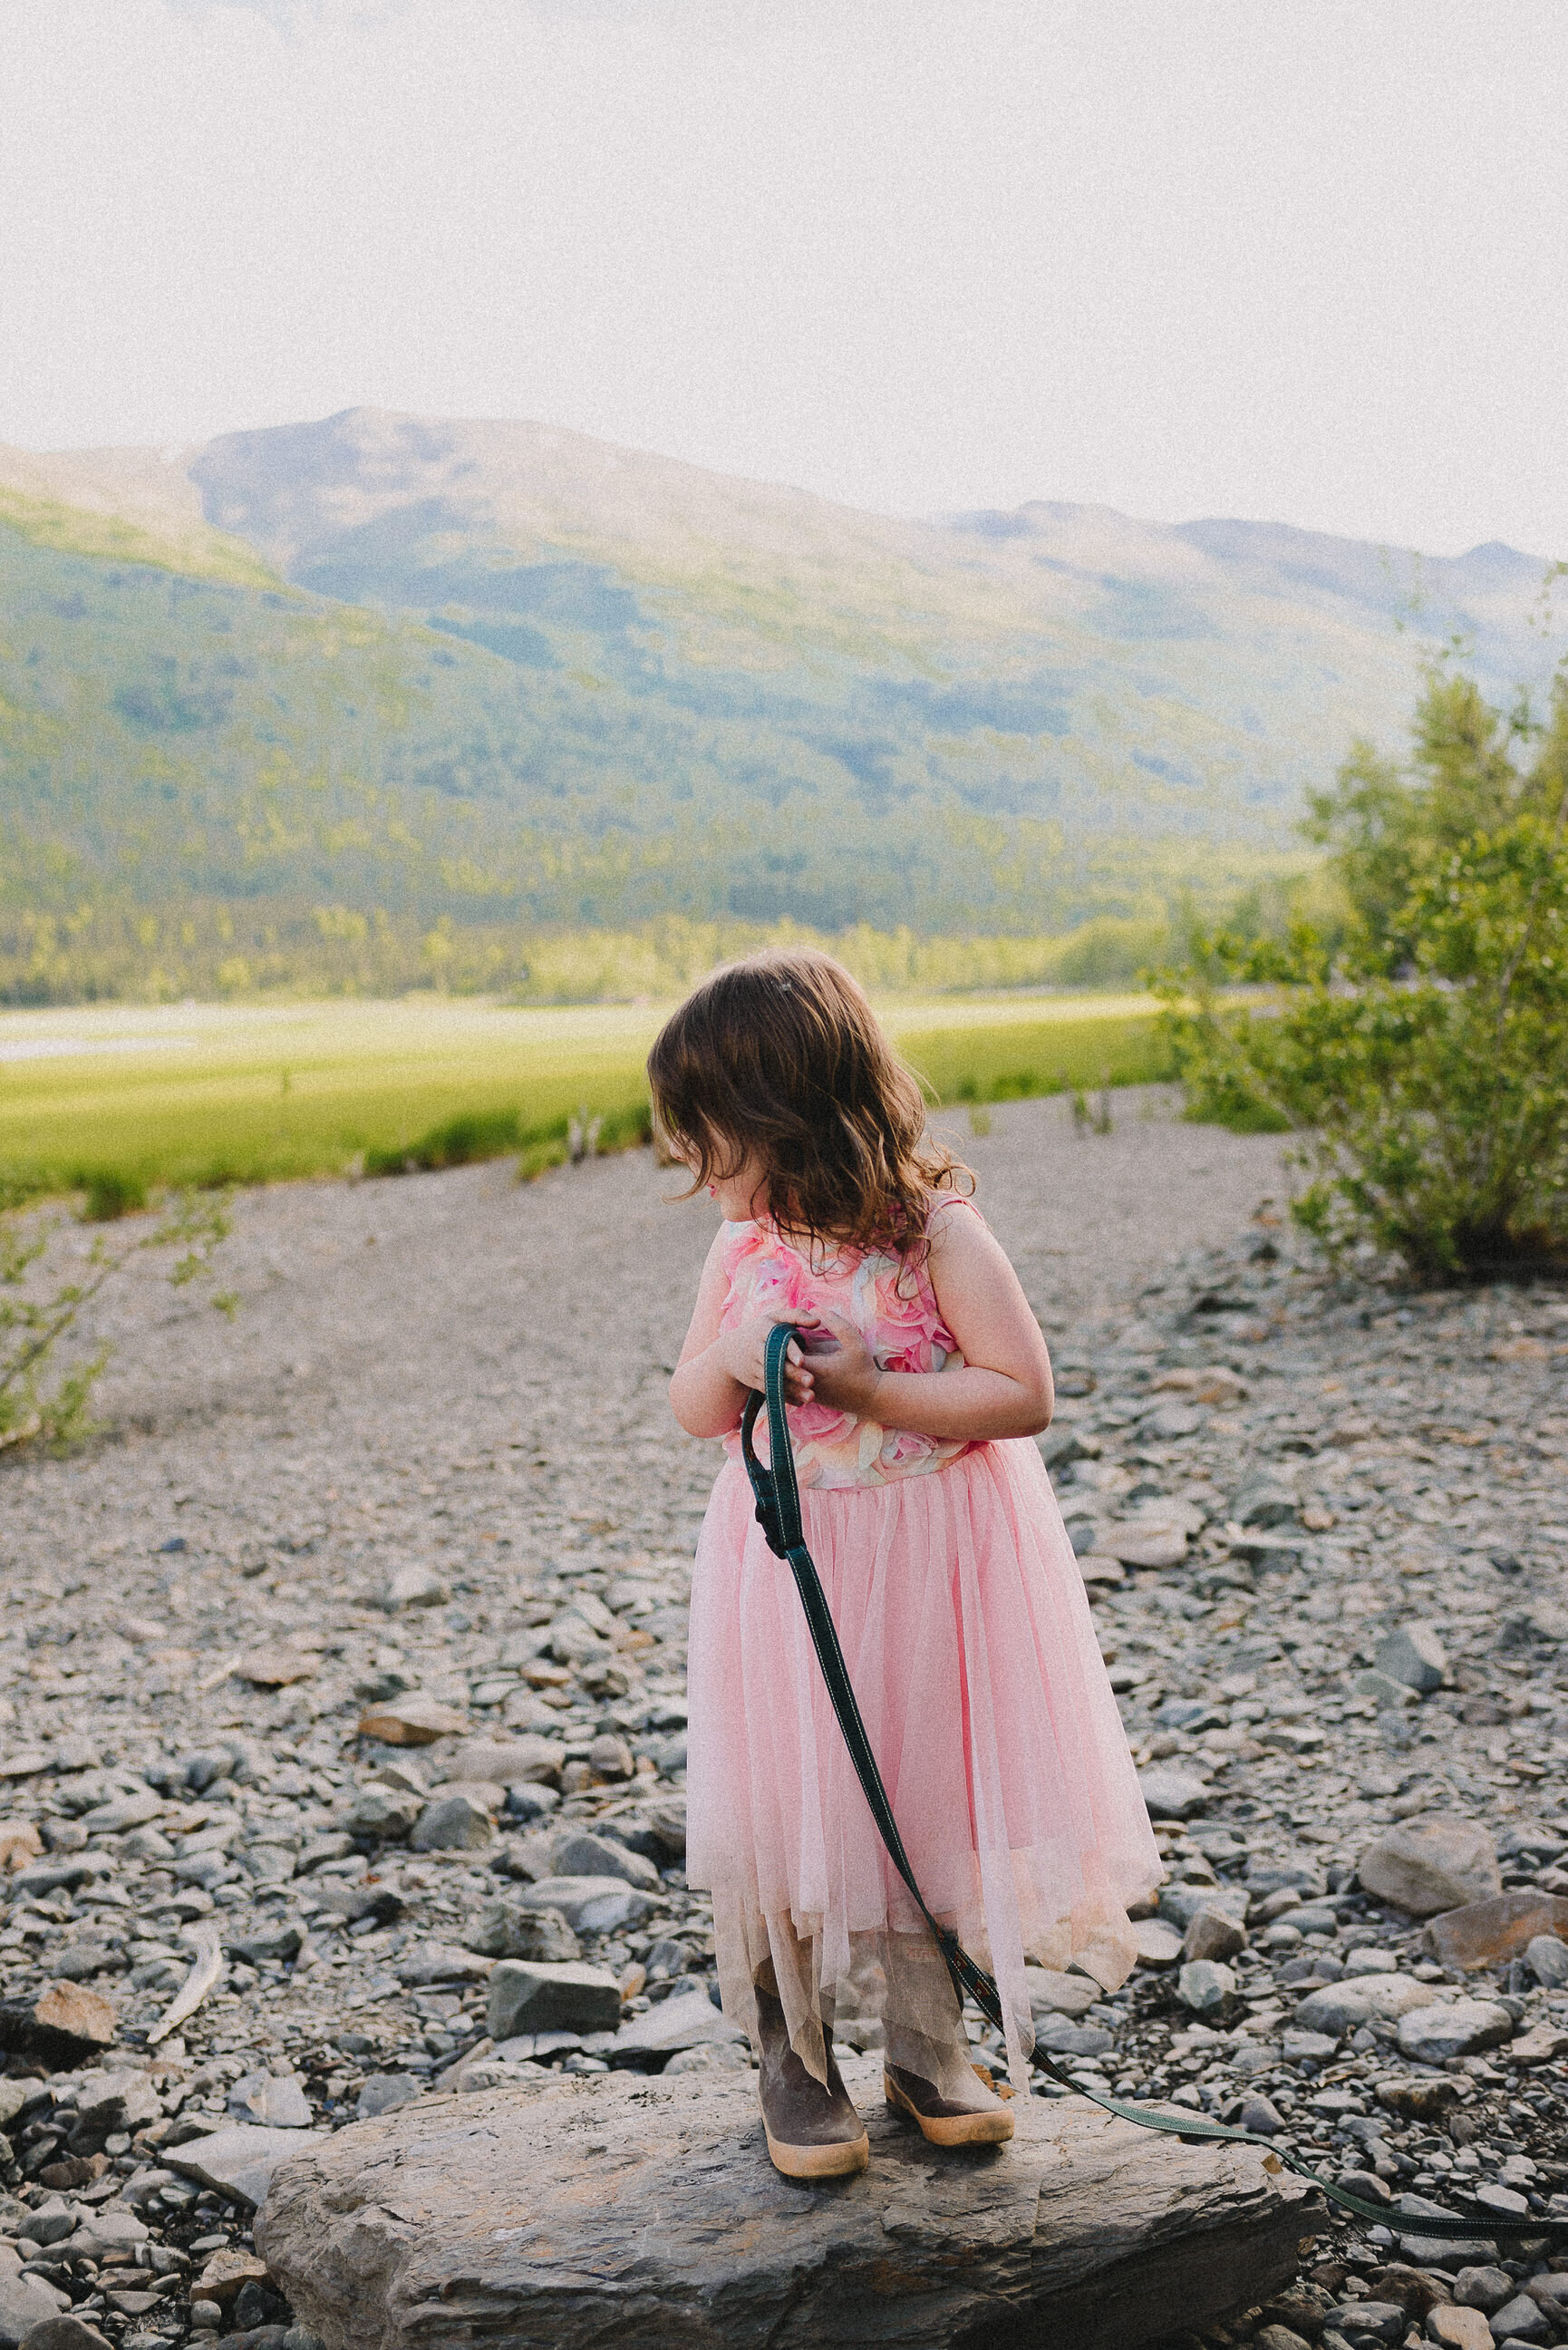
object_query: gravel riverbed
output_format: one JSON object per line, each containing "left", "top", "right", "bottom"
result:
{"left": 1, "top": 1089, "right": 1566, "bottom": 2350}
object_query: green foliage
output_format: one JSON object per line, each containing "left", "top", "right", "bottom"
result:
{"left": 1070, "top": 1085, "right": 1116, "bottom": 1136}
{"left": 9, "top": 424, "right": 1568, "bottom": 1013}
{"left": 363, "top": 1109, "right": 527, "bottom": 1178}
{"left": 1, "top": 1186, "right": 231, "bottom": 1453}
{"left": 350, "top": 1022, "right": 1156, "bottom": 1185}
{"left": 82, "top": 1170, "right": 148, "bottom": 1222}
{"left": 0, "top": 514, "right": 1324, "bottom": 1006}
{"left": 363, "top": 1098, "right": 654, "bottom": 1181}
{"left": 1051, "top": 915, "right": 1173, "bottom": 989}
{"left": 0, "top": 995, "right": 1160, "bottom": 1206}
{"left": 504, "top": 913, "right": 1184, "bottom": 1006}
{"left": 0, "top": 999, "right": 667, "bottom": 1201}
{"left": 1303, "top": 665, "right": 1563, "bottom": 958}
{"left": 897, "top": 1013, "right": 1164, "bottom": 1111}
{"left": 0, "top": 899, "right": 1198, "bottom": 1013}
{"left": 1159, "top": 663, "right": 1568, "bottom": 1278}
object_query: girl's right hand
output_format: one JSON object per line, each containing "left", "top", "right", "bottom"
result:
{"left": 718, "top": 1313, "right": 818, "bottom": 1405}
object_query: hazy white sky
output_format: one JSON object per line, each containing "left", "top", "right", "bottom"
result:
{"left": 2, "top": 0, "right": 1565, "bottom": 554}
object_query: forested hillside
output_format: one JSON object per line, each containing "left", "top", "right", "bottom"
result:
{"left": 0, "top": 411, "right": 1556, "bottom": 1001}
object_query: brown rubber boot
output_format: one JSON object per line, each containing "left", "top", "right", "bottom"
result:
{"left": 884, "top": 2062, "right": 1016, "bottom": 2148}
{"left": 754, "top": 1986, "right": 870, "bottom": 2180}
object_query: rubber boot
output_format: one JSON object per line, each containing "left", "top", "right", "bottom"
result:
{"left": 754, "top": 1985, "right": 870, "bottom": 2180}
{"left": 884, "top": 2061, "right": 1015, "bottom": 2148}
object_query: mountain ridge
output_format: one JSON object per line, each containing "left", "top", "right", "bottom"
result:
{"left": 0, "top": 407, "right": 1560, "bottom": 1001}
{"left": 12, "top": 405, "right": 1552, "bottom": 580}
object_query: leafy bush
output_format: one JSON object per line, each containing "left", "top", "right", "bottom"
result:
{"left": 363, "top": 1099, "right": 653, "bottom": 1183}
{"left": 1157, "top": 662, "right": 1568, "bottom": 1279}
{"left": 2, "top": 1187, "right": 232, "bottom": 1452}
{"left": 363, "top": 1110, "right": 526, "bottom": 1178}
{"left": 81, "top": 1169, "right": 148, "bottom": 1222}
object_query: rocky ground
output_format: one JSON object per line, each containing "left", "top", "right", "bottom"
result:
{"left": 0, "top": 1089, "right": 1565, "bottom": 2350}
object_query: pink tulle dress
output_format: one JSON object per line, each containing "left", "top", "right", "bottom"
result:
{"left": 684, "top": 1196, "right": 1161, "bottom": 2093}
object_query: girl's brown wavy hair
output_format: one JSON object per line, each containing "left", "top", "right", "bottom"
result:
{"left": 647, "top": 947, "right": 972, "bottom": 1261}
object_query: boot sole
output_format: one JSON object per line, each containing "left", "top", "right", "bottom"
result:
{"left": 762, "top": 2122, "right": 871, "bottom": 2180}
{"left": 884, "top": 2070, "right": 1016, "bottom": 2147}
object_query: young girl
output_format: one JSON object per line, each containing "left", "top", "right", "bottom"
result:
{"left": 649, "top": 950, "right": 1160, "bottom": 2180}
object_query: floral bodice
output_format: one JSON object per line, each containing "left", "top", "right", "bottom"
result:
{"left": 718, "top": 1197, "right": 980, "bottom": 1489}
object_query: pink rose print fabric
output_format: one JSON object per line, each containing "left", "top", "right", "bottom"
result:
{"left": 717, "top": 1196, "right": 980, "bottom": 1489}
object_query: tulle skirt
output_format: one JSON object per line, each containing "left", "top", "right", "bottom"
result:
{"left": 684, "top": 1438, "right": 1162, "bottom": 2090}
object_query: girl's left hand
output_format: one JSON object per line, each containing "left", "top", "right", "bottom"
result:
{"left": 793, "top": 1311, "right": 885, "bottom": 1418}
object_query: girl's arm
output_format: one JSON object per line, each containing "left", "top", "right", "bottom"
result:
{"left": 804, "top": 1209, "right": 1053, "bottom": 1441}
{"left": 668, "top": 1229, "right": 814, "bottom": 1438}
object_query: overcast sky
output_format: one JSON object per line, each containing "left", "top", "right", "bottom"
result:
{"left": 2, "top": 0, "right": 1564, "bottom": 555}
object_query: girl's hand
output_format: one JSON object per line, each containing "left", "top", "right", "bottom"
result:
{"left": 717, "top": 1313, "right": 818, "bottom": 1405}
{"left": 790, "top": 1310, "right": 885, "bottom": 1418}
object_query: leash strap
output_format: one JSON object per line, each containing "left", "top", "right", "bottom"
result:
{"left": 740, "top": 1319, "right": 1568, "bottom": 2247}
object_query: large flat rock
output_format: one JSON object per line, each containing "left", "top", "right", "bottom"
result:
{"left": 256, "top": 2057, "right": 1319, "bottom": 2350}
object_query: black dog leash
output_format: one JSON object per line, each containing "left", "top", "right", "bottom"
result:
{"left": 740, "top": 1319, "right": 1567, "bottom": 2245}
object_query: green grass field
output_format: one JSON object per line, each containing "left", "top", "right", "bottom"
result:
{"left": 0, "top": 994, "right": 1166, "bottom": 1209}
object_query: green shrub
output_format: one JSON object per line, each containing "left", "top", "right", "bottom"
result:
{"left": 2, "top": 1187, "right": 231, "bottom": 1452}
{"left": 1158, "top": 661, "right": 1568, "bottom": 1279}
{"left": 364, "top": 1112, "right": 519, "bottom": 1177}
{"left": 364, "top": 1097, "right": 653, "bottom": 1184}
{"left": 1051, "top": 914, "right": 1171, "bottom": 989}
{"left": 81, "top": 1169, "right": 147, "bottom": 1222}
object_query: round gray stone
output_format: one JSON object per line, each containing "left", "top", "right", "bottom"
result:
{"left": 1524, "top": 1932, "right": 1568, "bottom": 1988}
{"left": 1177, "top": 1960, "right": 1236, "bottom": 2015}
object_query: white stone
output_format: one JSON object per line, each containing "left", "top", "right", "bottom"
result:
{"left": 227, "top": 2071, "right": 314, "bottom": 2130}
{"left": 1358, "top": 1816, "right": 1501, "bottom": 1918}
{"left": 383, "top": 1565, "right": 450, "bottom": 1611}
{"left": 1137, "top": 1767, "right": 1211, "bottom": 1821}
{"left": 515, "top": 1875, "right": 654, "bottom": 1933}
{"left": 609, "top": 1987, "right": 744, "bottom": 2058}
{"left": 1177, "top": 1960, "right": 1236, "bottom": 2014}
{"left": 1395, "top": 2000, "right": 1514, "bottom": 2065}
{"left": 1023, "top": 1966, "right": 1101, "bottom": 2017}
{"left": 1099, "top": 1522, "right": 1189, "bottom": 1569}
{"left": 166, "top": 2122, "right": 326, "bottom": 2208}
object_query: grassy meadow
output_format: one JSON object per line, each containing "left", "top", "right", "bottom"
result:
{"left": 0, "top": 993, "right": 1166, "bottom": 1211}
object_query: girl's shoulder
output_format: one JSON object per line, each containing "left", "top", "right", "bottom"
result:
{"left": 926, "top": 1189, "right": 984, "bottom": 1226}
{"left": 925, "top": 1189, "right": 987, "bottom": 1246}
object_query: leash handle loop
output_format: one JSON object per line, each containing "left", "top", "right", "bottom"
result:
{"left": 737, "top": 1320, "right": 1568, "bottom": 2247}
